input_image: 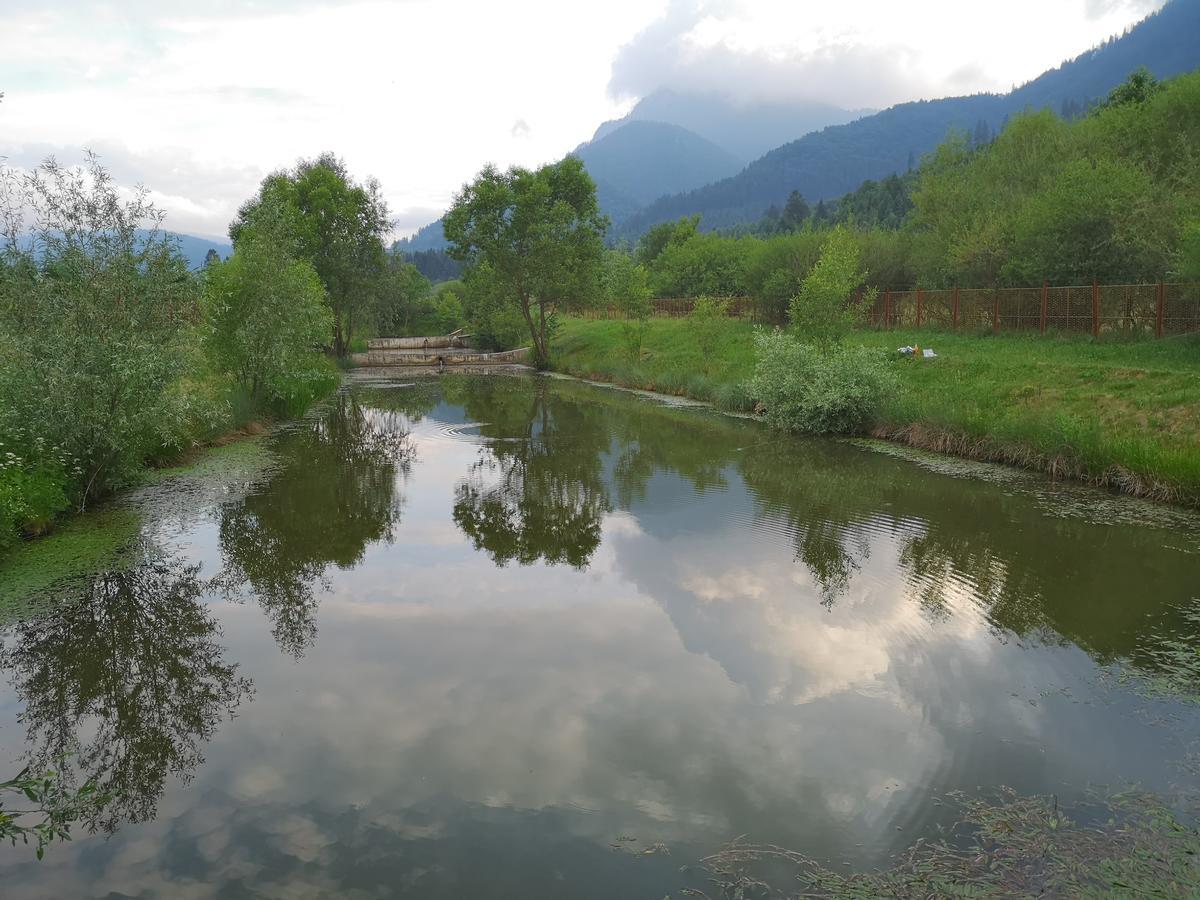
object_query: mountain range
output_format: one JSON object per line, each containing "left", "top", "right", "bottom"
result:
{"left": 167, "top": 232, "right": 232, "bottom": 269}
{"left": 589, "top": 90, "right": 870, "bottom": 162}
{"left": 398, "top": 0, "right": 1200, "bottom": 250}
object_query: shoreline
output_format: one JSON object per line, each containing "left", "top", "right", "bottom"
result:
{"left": 550, "top": 318, "right": 1200, "bottom": 510}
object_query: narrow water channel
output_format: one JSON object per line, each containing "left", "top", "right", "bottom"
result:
{"left": 1, "top": 374, "right": 1198, "bottom": 898}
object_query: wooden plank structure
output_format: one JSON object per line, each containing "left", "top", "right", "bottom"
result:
{"left": 349, "top": 333, "right": 532, "bottom": 368}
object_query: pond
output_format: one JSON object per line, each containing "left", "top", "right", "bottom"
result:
{"left": 1, "top": 374, "right": 1199, "bottom": 897}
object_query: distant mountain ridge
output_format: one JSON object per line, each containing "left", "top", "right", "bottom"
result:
{"left": 591, "top": 90, "right": 870, "bottom": 161}
{"left": 165, "top": 231, "right": 231, "bottom": 269}
{"left": 572, "top": 120, "right": 744, "bottom": 207}
{"left": 617, "top": 0, "right": 1200, "bottom": 238}
{"left": 394, "top": 218, "right": 449, "bottom": 253}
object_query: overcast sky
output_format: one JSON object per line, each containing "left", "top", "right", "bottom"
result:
{"left": 0, "top": 0, "right": 1166, "bottom": 241}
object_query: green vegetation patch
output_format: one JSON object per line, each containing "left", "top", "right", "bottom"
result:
{"left": 0, "top": 436, "right": 280, "bottom": 622}
{"left": 0, "top": 505, "right": 142, "bottom": 623}
{"left": 553, "top": 318, "right": 1200, "bottom": 504}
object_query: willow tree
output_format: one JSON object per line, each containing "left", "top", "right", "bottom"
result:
{"left": 443, "top": 157, "right": 606, "bottom": 367}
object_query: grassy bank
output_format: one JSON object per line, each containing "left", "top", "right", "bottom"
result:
{"left": 552, "top": 317, "right": 1200, "bottom": 505}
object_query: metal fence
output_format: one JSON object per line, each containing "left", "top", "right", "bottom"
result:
{"left": 578, "top": 281, "right": 1200, "bottom": 338}
{"left": 861, "top": 281, "right": 1200, "bottom": 337}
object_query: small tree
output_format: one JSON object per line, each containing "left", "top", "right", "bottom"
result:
{"left": 601, "top": 250, "right": 652, "bottom": 361}
{"left": 444, "top": 157, "right": 607, "bottom": 368}
{"left": 203, "top": 216, "right": 331, "bottom": 410}
{"left": 374, "top": 252, "right": 432, "bottom": 336}
{"left": 432, "top": 288, "right": 464, "bottom": 333}
{"left": 788, "top": 227, "right": 869, "bottom": 351}
{"left": 687, "top": 296, "right": 730, "bottom": 373}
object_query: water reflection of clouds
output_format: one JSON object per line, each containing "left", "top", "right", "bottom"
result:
{"left": 7, "top": 383, "right": 1200, "bottom": 898}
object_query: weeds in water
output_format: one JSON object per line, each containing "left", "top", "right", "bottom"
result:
{"left": 687, "top": 789, "right": 1200, "bottom": 898}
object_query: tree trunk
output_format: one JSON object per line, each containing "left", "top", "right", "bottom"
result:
{"left": 519, "top": 295, "right": 547, "bottom": 368}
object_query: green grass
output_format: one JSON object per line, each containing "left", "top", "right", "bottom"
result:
{"left": 552, "top": 318, "right": 1200, "bottom": 504}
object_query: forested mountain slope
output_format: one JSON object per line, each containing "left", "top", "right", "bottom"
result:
{"left": 617, "top": 0, "right": 1200, "bottom": 239}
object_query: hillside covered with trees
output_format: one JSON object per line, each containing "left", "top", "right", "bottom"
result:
{"left": 612, "top": 68, "right": 1200, "bottom": 322}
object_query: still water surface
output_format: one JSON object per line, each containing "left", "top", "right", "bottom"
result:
{"left": 1, "top": 374, "right": 1199, "bottom": 897}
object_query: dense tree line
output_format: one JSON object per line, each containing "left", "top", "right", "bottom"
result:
{"left": 396, "top": 247, "right": 463, "bottom": 283}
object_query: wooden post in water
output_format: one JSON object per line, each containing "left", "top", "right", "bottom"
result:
{"left": 916, "top": 288, "right": 924, "bottom": 328}
{"left": 1156, "top": 280, "right": 1165, "bottom": 339}
{"left": 1092, "top": 277, "right": 1100, "bottom": 338}
{"left": 1040, "top": 279, "right": 1048, "bottom": 334}
{"left": 952, "top": 286, "right": 960, "bottom": 330}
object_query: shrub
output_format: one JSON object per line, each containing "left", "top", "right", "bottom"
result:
{"left": 0, "top": 154, "right": 201, "bottom": 506}
{"left": 618, "top": 320, "right": 647, "bottom": 362}
{"left": 1181, "top": 221, "right": 1200, "bottom": 281}
{"left": 687, "top": 296, "right": 731, "bottom": 372}
{"left": 747, "top": 329, "right": 895, "bottom": 434}
{"left": 0, "top": 426, "right": 73, "bottom": 547}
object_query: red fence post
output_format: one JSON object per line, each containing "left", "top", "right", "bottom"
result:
{"left": 884, "top": 289, "right": 892, "bottom": 330}
{"left": 1091, "top": 277, "right": 1100, "bottom": 338}
{"left": 916, "top": 288, "right": 924, "bottom": 329}
{"left": 1040, "top": 279, "right": 1048, "bottom": 334}
{"left": 952, "top": 286, "right": 959, "bottom": 330}
{"left": 1156, "top": 279, "right": 1165, "bottom": 339}
{"left": 992, "top": 288, "right": 1000, "bottom": 335}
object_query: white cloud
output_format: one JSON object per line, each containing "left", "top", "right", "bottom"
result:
{"left": 609, "top": 0, "right": 1169, "bottom": 108}
{"left": 0, "top": 0, "right": 1166, "bottom": 239}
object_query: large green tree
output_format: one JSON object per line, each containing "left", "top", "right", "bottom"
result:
{"left": 443, "top": 157, "right": 607, "bottom": 367}
{"left": 231, "top": 153, "right": 391, "bottom": 356}
{"left": 203, "top": 212, "right": 331, "bottom": 409}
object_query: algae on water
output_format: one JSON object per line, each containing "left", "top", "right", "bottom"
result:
{"left": 0, "top": 436, "right": 280, "bottom": 621}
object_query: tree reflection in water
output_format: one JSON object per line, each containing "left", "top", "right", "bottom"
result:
{"left": 0, "top": 551, "right": 251, "bottom": 833}
{"left": 450, "top": 378, "right": 611, "bottom": 569}
{"left": 216, "top": 392, "right": 417, "bottom": 656}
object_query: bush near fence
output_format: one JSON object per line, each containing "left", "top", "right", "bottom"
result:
{"left": 579, "top": 282, "right": 1200, "bottom": 338}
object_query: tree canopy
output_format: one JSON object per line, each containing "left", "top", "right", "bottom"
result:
{"left": 232, "top": 153, "right": 391, "bottom": 356}
{"left": 443, "top": 157, "right": 607, "bottom": 367}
